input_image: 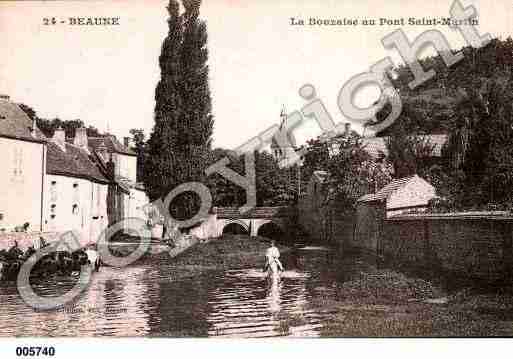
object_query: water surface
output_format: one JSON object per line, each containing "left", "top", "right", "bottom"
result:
{"left": 0, "top": 248, "right": 341, "bottom": 337}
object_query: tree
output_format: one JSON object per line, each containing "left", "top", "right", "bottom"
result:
{"left": 441, "top": 76, "right": 513, "bottom": 209}
{"left": 144, "top": 0, "right": 214, "bottom": 225}
{"left": 205, "top": 149, "right": 298, "bottom": 208}
{"left": 385, "top": 119, "right": 435, "bottom": 178}
{"left": 18, "top": 103, "right": 104, "bottom": 138}
{"left": 206, "top": 148, "right": 246, "bottom": 207}
{"left": 300, "top": 137, "right": 330, "bottom": 183}
{"left": 129, "top": 128, "right": 146, "bottom": 183}
{"left": 325, "top": 134, "right": 392, "bottom": 210}
{"left": 254, "top": 151, "right": 298, "bottom": 206}
{"left": 301, "top": 133, "right": 392, "bottom": 213}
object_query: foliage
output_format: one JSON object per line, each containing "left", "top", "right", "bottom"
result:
{"left": 300, "top": 138, "right": 330, "bottom": 182}
{"left": 129, "top": 128, "right": 146, "bottom": 182}
{"left": 143, "top": 0, "right": 214, "bottom": 224}
{"left": 438, "top": 76, "right": 513, "bottom": 210}
{"left": 385, "top": 118, "right": 436, "bottom": 178}
{"left": 18, "top": 103, "right": 104, "bottom": 138}
{"left": 205, "top": 148, "right": 246, "bottom": 208}
{"left": 255, "top": 151, "right": 299, "bottom": 206}
{"left": 302, "top": 133, "right": 393, "bottom": 212}
{"left": 374, "top": 38, "right": 513, "bottom": 212}
{"left": 205, "top": 149, "right": 299, "bottom": 208}
{"left": 377, "top": 38, "right": 513, "bottom": 137}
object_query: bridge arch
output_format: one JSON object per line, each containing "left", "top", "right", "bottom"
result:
{"left": 256, "top": 221, "right": 284, "bottom": 240}
{"left": 222, "top": 220, "right": 250, "bottom": 235}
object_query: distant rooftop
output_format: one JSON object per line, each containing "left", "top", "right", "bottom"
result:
{"left": 361, "top": 134, "right": 447, "bottom": 159}
{"left": 65, "top": 135, "right": 136, "bottom": 156}
{"left": 358, "top": 175, "right": 417, "bottom": 203}
{"left": 0, "top": 97, "right": 46, "bottom": 142}
{"left": 46, "top": 141, "right": 109, "bottom": 184}
{"left": 88, "top": 136, "right": 136, "bottom": 156}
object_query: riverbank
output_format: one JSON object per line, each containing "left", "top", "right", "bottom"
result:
{"left": 160, "top": 236, "right": 513, "bottom": 336}
{"left": 2, "top": 234, "right": 513, "bottom": 337}
{"left": 290, "top": 253, "right": 513, "bottom": 337}
{"left": 172, "top": 234, "right": 289, "bottom": 269}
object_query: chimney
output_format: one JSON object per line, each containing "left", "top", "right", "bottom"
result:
{"left": 52, "top": 127, "right": 66, "bottom": 151}
{"left": 0, "top": 94, "right": 10, "bottom": 101}
{"left": 96, "top": 140, "right": 110, "bottom": 163}
{"left": 344, "top": 123, "right": 351, "bottom": 136}
{"left": 31, "top": 118, "right": 37, "bottom": 138}
{"left": 123, "top": 137, "right": 131, "bottom": 148}
{"left": 74, "top": 127, "right": 89, "bottom": 152}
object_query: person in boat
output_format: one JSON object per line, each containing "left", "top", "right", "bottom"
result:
{"left": 263, "top": 240, "right": 284, "bottom": 273}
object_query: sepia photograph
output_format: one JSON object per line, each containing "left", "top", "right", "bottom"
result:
{"left": 1, "top": 0, "right": 513, "bottom": 354}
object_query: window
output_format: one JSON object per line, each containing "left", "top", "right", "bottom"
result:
{"left": 72, "top": 183, "right": 80, "bottom": 203}
{"left": 50, "top": 181, "right": 58, "bottom": 202}
{"left": 72, "top": 204, "right": 79, "bottom": 215}
{"left": 12, "top": 147, "right": 23, "bottom": 180}
{"left": 96, "top": 184, "right": 101, "bottom": 206}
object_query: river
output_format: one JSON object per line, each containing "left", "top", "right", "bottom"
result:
{"left": 0, "top": 246, "right": 344, "bottom": 337}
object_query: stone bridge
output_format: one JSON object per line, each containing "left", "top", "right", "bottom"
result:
{"left": 190, "top": 206, "right": 297, "bottom": 239}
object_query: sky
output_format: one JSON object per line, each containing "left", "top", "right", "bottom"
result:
{"left": 0, "top": 0, "right": 512, "bottom": 149}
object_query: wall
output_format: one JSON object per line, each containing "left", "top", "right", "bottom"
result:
{"left": 298, "top": 194, "right": 355, "bottom": 246}
{"left": 0, "top": 231, "right": 60, "bottom": 251}
{"left": 298, "top": 195, "right": 322, "bottom": 242}
{"left": 127, "top": 188, "right": 149, "bottom": 222}
{"left": 43, "top": 174, "right": 108, "bottom": 245}
{"left": 353, "top": 202, "right": 386, "bottom": 253}
{"left": 382, "top": 215, "right": 513, "bottom": 281}
{"left": 190, "top": 214, "right": 220, "bottom": 239}
{"left": 298, "top": 177, "right": 326, "bottom": 243}
{"left": 0, "top": 137, "right": 45, "bottom": 232}
{"left": 113, "top": 153, "right": 137, "bottom": 183}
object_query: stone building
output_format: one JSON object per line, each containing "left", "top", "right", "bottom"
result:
{"left": 45, "top": 127, "right": 110, "bottom": 245}
{"left": 0, "top": 95, "right": 47, "bottom": 233}
{"left": 0, "top": 94, "right": 148, "bottom": 249}
{"left": 86, "top": 135, "right": 148, "bottom": 231}
{"left": 353, "top": 174, "right": 437, "bottom": 254}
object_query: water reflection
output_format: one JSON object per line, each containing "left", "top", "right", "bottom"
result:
{"left": 266, "top": 275, "right": 282, "bottom": 314}
{"left": 0, "top": 249, "right": 338, "bottom": 337}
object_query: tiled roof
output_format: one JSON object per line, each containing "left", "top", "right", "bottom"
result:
{"left": 0, "top": 100, "right": 46, "bottom": 142}
{"left": 358, "top": 175, "right": 417, "bottom": 203}
{"left": 361, "top": 134, "right": 447, "bottom": 158}
{"left": 88, "top": 136, "right": 136, "bottom": 156}
{"left": 46, "top": 142, "right": 109, "bottom": 184}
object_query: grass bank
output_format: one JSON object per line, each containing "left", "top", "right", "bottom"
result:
{"left": 172, "top": 234, "right": 289, "bottom": 269}
{"left": 306, "top": 255, "right": 513, "bottom": 337}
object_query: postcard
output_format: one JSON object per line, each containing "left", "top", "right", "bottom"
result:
{"left": 0, "top": 0, "right": 513, "bottom": 353}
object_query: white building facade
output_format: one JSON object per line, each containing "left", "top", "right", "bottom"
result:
{"left": 0, "top": 94, "right": 148, "bottom": 248}
{"left": 0, "top": 96, "right": 47, "bottom": 233}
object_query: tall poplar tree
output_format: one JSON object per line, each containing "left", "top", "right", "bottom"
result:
{"left": 144, "top": 0, "right": 214, "bottom": 224}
